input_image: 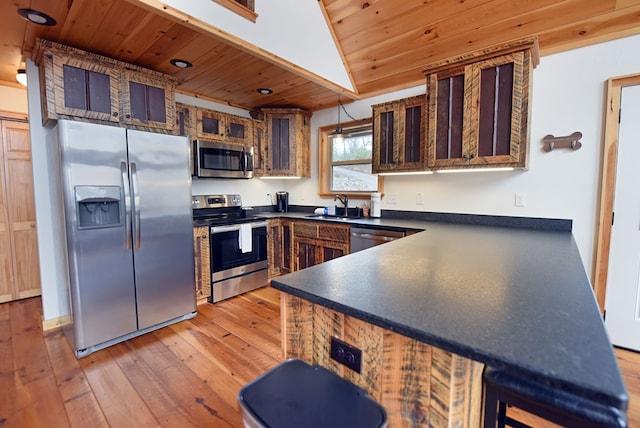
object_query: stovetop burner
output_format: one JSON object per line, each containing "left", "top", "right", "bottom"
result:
{"left": 192, "top": 194, "right": 266, "bottom": 226}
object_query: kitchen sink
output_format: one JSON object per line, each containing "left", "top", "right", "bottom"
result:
{"left": 305, "top": 214, "right": 360, "bottom": 221}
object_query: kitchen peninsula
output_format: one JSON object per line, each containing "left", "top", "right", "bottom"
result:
{"left": 271, "top": 220, "right": 627, "bottom": 427}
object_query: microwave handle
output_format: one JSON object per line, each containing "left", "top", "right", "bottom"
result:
{"left": 241, "top": 147, "right": 247, "bottom": 175}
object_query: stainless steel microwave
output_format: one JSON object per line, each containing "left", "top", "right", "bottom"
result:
{"left": 193, "top": 139, "right": 254, "bottom": 179}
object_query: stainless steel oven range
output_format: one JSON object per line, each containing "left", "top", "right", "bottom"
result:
{"left": 193, "top": 194, "right": 268, "bottom": 303}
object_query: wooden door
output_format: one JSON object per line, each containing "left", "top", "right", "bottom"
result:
{"left": 0, "top": 119, "right": 40, "bottom": 302}
{"left": 605, "top": 84, "right": 640, "bottom": 350}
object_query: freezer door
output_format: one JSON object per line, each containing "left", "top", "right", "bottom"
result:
{"left": 126, "top": 129, "right": 196, "bottom": 329}
{"left": 57, "top": 120, "right": 137, "bottom": 350}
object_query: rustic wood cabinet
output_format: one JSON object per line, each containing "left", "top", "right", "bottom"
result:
{"left": 251, "top": 108, "right": 311, "bottom": 177}
{"left": 175, "top": 102, "right": 196, "bottom": 138}
{"left": 292, "top": 221, "right": 349, "bottom": 271}
{"left": 267, "top": 218, "right": 294, "bottom": 278}
{"left": 372, "top": 95, "right": 427, "bottom": 173}
{"left": 253, "top": 119, "right": 267, "bottom": 175}
{"left": 425, "top": 38, "right": 538, "bottom": 170}
{"left": 123, "top": 70, "right": 175, "bottom": 131}
{"left": 196, "top": 108, "right": 254, "bottom": 146}
{"left": 193, "top": 226, "right": 211, "bottom": 305}
{"left": 45, "top": 50, "right": 121, "bottom": 123}
{"left": 267, "top": 219, "right": 282, "bottom": 278}
{"left": 35, "top": 39, "right": 176, "bottom": 132}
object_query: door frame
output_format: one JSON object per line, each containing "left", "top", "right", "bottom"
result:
{"left": 0, "top": 111, "right": 28, "bottom": 122}
{"left": 593, "top": 73, "right": 640, "bottom": 312}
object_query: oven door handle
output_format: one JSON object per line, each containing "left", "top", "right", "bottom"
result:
{"left": 211, "top": 221, "right": 267, "bottom": 234}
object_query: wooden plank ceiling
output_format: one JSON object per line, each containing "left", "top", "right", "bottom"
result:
{"left": 2, "top": 0, "right": 639, "bottom": 112}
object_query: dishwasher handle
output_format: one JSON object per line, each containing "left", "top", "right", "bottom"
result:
{"left": 350, "top": 231, "right": 398, "bottom": 242}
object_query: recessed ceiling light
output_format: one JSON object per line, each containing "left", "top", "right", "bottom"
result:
{"left": 170, "top": 59, "right": 193, "bottom": 69}
{"left": 18, "top": 8, "right": 56, "bottom": 26}
{"left": 257, "top": 88, "right": 273, "bottom": 95}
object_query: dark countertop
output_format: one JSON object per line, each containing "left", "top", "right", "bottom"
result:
{"left": 270, "top": 218, "right": 628, "bottom": 416}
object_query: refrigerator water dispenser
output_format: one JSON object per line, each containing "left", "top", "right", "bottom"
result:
{"left": 75, "top": 185, "right": 121, "bottom": 229}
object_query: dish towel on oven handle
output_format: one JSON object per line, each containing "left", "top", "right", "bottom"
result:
{"left": 239, "top": 223, "right": 252, "bottom": 253}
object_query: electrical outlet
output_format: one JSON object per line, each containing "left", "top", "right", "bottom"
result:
{"left": 515, "top": 192, "right": 526, "bottom": 207}
{"left": 330, "top": 337, "right": 362, "bottom": 373}
{"left": 265, "top": 193, "right": 272, "bottom": 205}
{"left": 387, "top": 193, "right": 397, "bottom": 205}
{"left": 416, "top": 192, "right": 424, "bottom": 205}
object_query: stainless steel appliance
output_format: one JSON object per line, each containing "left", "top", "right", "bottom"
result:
{"left": 193, "top": 139, "right": 254, "bottom": 179}
{"left": 350, "top": 227, "right": 405, "bottom": 253}
{"left": 56, "top": 119, "right": 196, "bottom": 358}
{"left": 192, "top": 194, "right": 268, "bottom": 302}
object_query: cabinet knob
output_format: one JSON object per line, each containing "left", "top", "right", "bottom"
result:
{"left": 113, "top": 112, "right": 118, "bottom": 117}
{"left": 125, "top": 114, "right": 131, "bottom": 119}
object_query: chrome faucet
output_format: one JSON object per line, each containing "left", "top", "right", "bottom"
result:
{"left": 334, "top": 194, "right": 348, "bottom": 217}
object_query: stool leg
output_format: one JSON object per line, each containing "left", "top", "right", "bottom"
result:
{"left": 483, "top": 385, "right": 499, "bottom": 428}
{"left": 497, "top": 402, "right": 507, "bottom": 428}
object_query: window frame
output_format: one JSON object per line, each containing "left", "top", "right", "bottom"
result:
{"left": 318, "top": 118, "right": 384, "bottom": 199}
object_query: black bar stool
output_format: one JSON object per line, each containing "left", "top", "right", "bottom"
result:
{"left": 483, "top": 367, "right": 626, "bottom": 428}
{"left": 239, "top": 359, "right": 387, "bottom": 428}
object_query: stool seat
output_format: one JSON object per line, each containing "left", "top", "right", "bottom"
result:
{"left": 238, "top": 359, "right": 387, "bottom": 428}
{"left": 483, "top": 367, "right": 626, "bottom": 428}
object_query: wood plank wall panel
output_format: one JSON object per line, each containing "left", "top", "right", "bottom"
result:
{"left": 282, "top": 293, "right": 484, "bottom": 427}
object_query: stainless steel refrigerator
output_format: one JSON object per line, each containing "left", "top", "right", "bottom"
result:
{"left": 56, "top": 119, "right": 196, "bottom": 358}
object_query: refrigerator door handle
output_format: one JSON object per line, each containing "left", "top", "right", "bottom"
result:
{"left": 131, "top": 162, "right": 141, "bottom": 249}
{"left": 121, "top": 161, "right": 132, "bottom": 250}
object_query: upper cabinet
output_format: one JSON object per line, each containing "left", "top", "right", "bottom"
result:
{"left": 424, "top": 38, "right": 539, "bottom": 170}
{"left": 196, "top": 108, "right": 253, "bottom": 146}
{"left": 35, "top": 39, "right": 176, "bottom": 132}
{"left": 123, "top": 70, "right": 175, "bottom": 131}
{"left": 372, "top": 95, "right": 427, "bottom": 173}
{"left": 251, "top": 107, "right": 311, "bottom": 178}
{"left": 45, "top": 48, "right": 121, "bottom": 123}
{"left": 176, "top": 102, "right": 254, "bottom": 149}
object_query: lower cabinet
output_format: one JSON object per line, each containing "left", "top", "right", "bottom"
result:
{"left": 267, "top": 219, "right": 350, "bottom": 277}
{"left": 193, "top": 226, "right": 211, "bottom": 304}
{"left": 292, "top": 221, "right": 350, "bottom": 271}
{"left": 267, "top": 219, "right": 282, "bottom": 278}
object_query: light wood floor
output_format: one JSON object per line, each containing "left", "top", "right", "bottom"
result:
{"left": 1, "top": 285, "right": 638, "bottom": 427}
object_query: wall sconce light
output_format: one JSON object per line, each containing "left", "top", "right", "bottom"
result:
{"left": 16, "top": 69, "right": 27, "bottom": 87}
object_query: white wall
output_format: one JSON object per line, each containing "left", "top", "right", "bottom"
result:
{"left": 0, "top": 84, "right": 28, "bottom": 114}
{"left": 162, "top": 0, "right": 352, "bottom": 90}
{"left": 29, "top": 35, "right": 640, "bottom": 322}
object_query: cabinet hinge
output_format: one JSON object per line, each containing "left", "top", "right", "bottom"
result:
{"left": 612, "top": 212, "right": 615, "bottom": 226}
{"left": 619, "top": 108, "right": 622, "bottom": 124}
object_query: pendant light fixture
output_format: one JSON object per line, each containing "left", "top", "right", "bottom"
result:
{"left": 329, "top": 97, "right": 347, "bottom": 143}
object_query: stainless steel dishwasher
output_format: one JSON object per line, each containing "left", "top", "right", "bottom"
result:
{"left": 350, "top": 227, "right": 405, "bottom": 253}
